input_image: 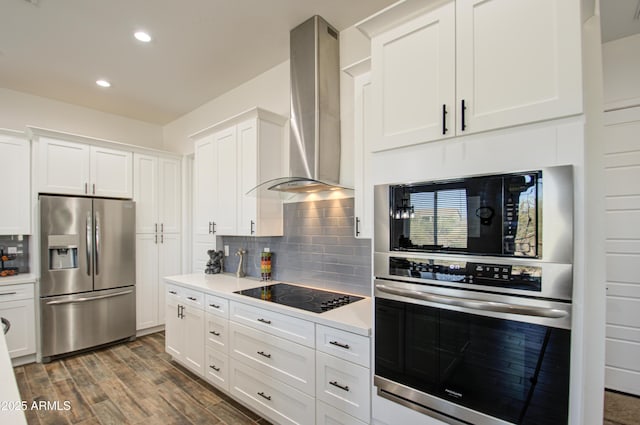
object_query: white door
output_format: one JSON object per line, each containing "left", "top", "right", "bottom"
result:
{"left": 353, "top": 71, "right": 373, "bottom": 239}
{"left": 133, "top": 154, "right": 159, "bottom": 234}
{"left": 183, "top": 306, "right": 205, "bottom": 375}
{"left": 158, "top": 233, "right": 181, "bottom": 326}
{"left": 135, "top": 234, "right": 159, "bottom": 330}
{"left": 0, "top": 299, "right": 36, "bottom": 358}
{"left": 194, "top": 135, "right": 217, "bottom": 235}
{"left": 370, "top": 2, "right": 455, "bottom": 152}
{"left": 0, "top": 133, "right": 30, "bottom": 235}
{"left": 90, "top": 146, "right": 132, "bottom": 198}
{"left": 604, "top": 106, "right": 640, "bottom": 396}
{"left": 39, "top": 137, "right": 90, "bottom": 195}
{"left": 455, "top": 0, "right": 582, "bottom": 135}
{"left": 159, "top": 157, "right": 181, "bottom": 234}
{"left": 214, "top": 127, "right": 238, "bottom": 235}
{"left": 237, "top": 120, "right": 258, "bottom": 236}
{"left": 165, "top": 294, "right": 182, "bottom": 359}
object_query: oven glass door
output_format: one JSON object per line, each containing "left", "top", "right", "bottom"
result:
{"left": 375, "top": 297, "right": 570, "bottom": 424}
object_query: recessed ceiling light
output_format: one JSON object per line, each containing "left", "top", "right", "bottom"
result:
{"left": 134, "top": 31, "right": 152, "bottom": 43}
{"left": 96, "top": 79, "right": 111, "bottom": 88}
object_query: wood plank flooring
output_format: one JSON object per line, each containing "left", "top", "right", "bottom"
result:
{"left": 13, "top": 332, "right": 271, "bottom": 425}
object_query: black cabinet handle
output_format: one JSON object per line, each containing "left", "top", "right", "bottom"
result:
{"left": 257, "top": 351, "right": 272, "bottom": 359}
{"left": 169, "top": 290, "right": 177, "bottom": 295}
{"left": 329, "top": 381, "right": 350, "bottom": 392}
{"left": 355, "top": 217, "right": 360, "bottom": 236}
{"left": 250, "top": 220, "right": 255, "bottom": 235}
{"left": 442, "top": 104, "right": 448, "bottom": 135}
{"left": 257, "top": 392, "right": 272, "bottom": 401}
{"left": 257, "top": 318, "right": 272, "bottom": 325}
{"left": 209, "top": 303, "right": 220, "bottom": 309}
{"left": 212, "top": 222, "right": 216, "bottom": 234}
{"left": 329, "top": 341, "right": 350, "bottom": 350}
{"left": 461, "top": 99, "right": 467, "bottom": 131}
{"left": 209, "top": 365, "right": 220, "bottom": 372}
{"left": 209, "top": 330, "right": 220, "bottom": 336}
{"left": 187, "top": 296, "right": 197, "bottom": 301}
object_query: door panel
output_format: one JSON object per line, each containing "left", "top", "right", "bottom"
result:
{"left": 93, "top": 199, "right": 136, "bottom": 291}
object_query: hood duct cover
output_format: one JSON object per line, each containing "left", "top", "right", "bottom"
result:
{"left": 249, "top": 15, "right": 349, "bottom": 196}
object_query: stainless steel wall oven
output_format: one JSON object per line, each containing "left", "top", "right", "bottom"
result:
{"left": 373, "top": 166, "right": 574, "bottom": 425}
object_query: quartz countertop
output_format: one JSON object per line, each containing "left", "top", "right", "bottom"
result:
{"left": 0, "top": 321, "right": 27, "bottom": 424}
{"left": 0, "top": 274, "right": 36, "bottom": 286}
{"left": 164, "top": 273, "right": 372, "bottom": 336}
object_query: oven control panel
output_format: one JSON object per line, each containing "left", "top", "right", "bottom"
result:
{"left": 389, "top": 257, "right": 542, "bottom": 292}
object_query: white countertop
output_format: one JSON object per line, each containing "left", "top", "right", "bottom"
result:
{"left": 164, "top": 273, "right": 372, "bottom": 336}
{"left": 0, "top": 323, "right": 27, "bottom": 424}
{"left": 0, "top": 274, "right": 36, "bottom": 286}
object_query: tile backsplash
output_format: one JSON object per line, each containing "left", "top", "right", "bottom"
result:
{"left": 0, "top": 235, "right": 30, "bottom": 273}
{"left": 219, "top": 198, "right": 372, "bottom": 296}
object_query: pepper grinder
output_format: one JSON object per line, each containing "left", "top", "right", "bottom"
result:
{"left": 235, "top": 248, "right": 246, "bottom": 278}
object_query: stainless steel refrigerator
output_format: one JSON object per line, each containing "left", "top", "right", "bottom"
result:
{"left": 39, "top": 195, "right": 136, "bottom": 362}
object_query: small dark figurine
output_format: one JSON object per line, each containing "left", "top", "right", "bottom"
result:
{"left": 205, "top": 250, "right": 224, "bottom": 274}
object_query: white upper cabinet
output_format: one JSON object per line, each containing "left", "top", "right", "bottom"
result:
{"left": 370, "top": 3, "right": 456, "bottom": 152}
{"left": 38, "top": 136, "right": 132, "bottom": 198}
{"left": 363, "top": 0, "right": 583, "bottom": 152}
{"left": 133, "top": 153, "right": 181, "bottom": 234}
{"left": 455, "top": 0, "right": 583, "bottom": 135}
{"left": 0, "top": 130, "right": 30, "bottom": 235}
{"left": 191, "top": 108, "right": 286, "bottom": 237}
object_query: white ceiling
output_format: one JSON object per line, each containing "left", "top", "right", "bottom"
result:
{"left": 0, "top": 0, "right": 396, "bottom": 125}
{"left": 0, "top": 0, "right": 637, "bottom": 126}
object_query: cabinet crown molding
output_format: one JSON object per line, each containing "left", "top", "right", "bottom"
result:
{"left": 356, "top": 0, "right": 450, "bottom": 39}
{"left": 188, "top": 107, "right": 288, "bottom": 140}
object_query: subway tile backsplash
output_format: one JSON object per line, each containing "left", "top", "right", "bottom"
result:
{"left": 219, "top": 198, "right": 372, "bottom": 296}
{"left": 0, "top": 235, "right": 30, "bottom": 273}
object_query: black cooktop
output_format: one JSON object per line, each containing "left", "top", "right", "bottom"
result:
{"left": 234, "top": 283, "right": 363, "bottom": 313}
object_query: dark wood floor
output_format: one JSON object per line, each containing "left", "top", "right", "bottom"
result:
{"left": 13, "top": 332, "right": 270, "bottom": 425}
{"left": 604, "top": 390, "right": 640, "bottom": 425}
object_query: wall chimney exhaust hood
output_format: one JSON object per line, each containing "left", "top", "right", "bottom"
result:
{"left": 248, "top": 15, "right": 349, "bottom": 196}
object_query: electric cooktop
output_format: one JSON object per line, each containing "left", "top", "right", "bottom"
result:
{"left": 234, "top": 283, "right": 363, "bottom": 313}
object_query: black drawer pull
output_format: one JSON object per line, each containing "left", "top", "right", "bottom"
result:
{"left": 209, "top": 365, "right": 220, "bottom": 372}
{"left": 209, "top": 331, "right": 220, "bottom": 336}
{"left": 257, "top": 351, "right": 272, "bottom": 359}
{"left": 168, "top": 291, "right": 177, "bottom": 295}
{"left": 329, "top": 341, "right": 350, "bottom": 350}
{"left": 329, "top": 381, "right": 350, "bottom": 392}
{"left": 209, "top": 303, "right": 220, "bottom": 309}
{"left": 187, "top": 296, "right": 197, "bottom": 301}
{"left": 257, "top": 318, "right": 272, "bottom": 325}
{"left": 257, "top": 391, "right": 271, "bottom": 401}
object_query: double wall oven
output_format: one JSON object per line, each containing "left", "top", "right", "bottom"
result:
{"left": 373, "top": 167, "right": 574, "bottom": 425}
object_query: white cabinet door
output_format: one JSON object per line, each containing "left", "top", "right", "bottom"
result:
{"left": 192, "top": 234, "right": 216, "bottom": 273}
{"left": 370, "top": 2, "right": 455, "bottom": 152}
{"left": 0, "top": 297, "right": 36, "bottom": 359}
{"left": 158, "top": 157, "right": 181, "bottom": 234}
{"left": 135, "top": 234, "right": 159, "bottom": 330}
{"left": 455, "top": 0, "right": 582, "bottom": 135}
{"left": 182, "top": 304, "right": 205, "bottom": 376}
{"left": 165, "top": 294, "right": 182, "bottom": 359}
{"left": 194, "top": 135, "right": 217, "bottom": 236}
{"left": 39, "top": 137, "right": 91, "bottom": 195}
{"left": 214, "top": 127, "right": 238, "bottom": 235}
{"left": 0, "top": 133, "right": 30, "bottom": 235}
{"left": 353, "top": 71, "right": 373, "bottom": 239}
{"left": 133, "top": 154, "right": 158, "bottom": 234}
{"left": 158, "top": 233, "right": 181, "bottom": 326}
{"left": 90, "top": 146, "right": 132, "bottom": 198}
{"left": 237, "top": 120, "right": 258, "bottom": 236}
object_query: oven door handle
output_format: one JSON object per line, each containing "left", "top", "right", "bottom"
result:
{"left": 375, "top": 284, "right": 569, "bottom": 319}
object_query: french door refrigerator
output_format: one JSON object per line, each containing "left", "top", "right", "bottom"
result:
{"left": 39, "top": 195, "right": 136, "bottom": 362}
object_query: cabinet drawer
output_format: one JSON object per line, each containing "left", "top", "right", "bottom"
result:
{"left": 316, "top": 324, "right": 370, "bottom": 368}
{"left": 229, "top": 321, "right": 315, "bottom": 395}
{"left": 205, "top": 346, "right": 229, "bottom": 392}
{"left": 205, "top": 293, "right": 229, "bottom": 318}
{"left": 316, "top": 352, "right": 370, "bottom": 423}
{"left": 317, "top": 400, "right": 368, "bottom": 425}
{"left": 205, "top": 313, "right": 228, "bottom": 351}
{"left": 230, "top": 359, "right": 315, "bottom": 425}
{"left": 165, "top": 283, "right": 183, "bottom": 302}
{"left": 230, "top": 301, "right": 315, "bottom": 348}
{"left": 0, "top": 283, "right": 34, "bottom": 302}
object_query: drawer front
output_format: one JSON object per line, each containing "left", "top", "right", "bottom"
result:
{"left": 0, "top": 283, "right": 34, "bottom": 302}
{"left": 166, "top": 283, "right": 184, "bottom": 303}
{"left": 182, "top": 287, "right": 204, "bottom": 309}
{"left": 316, "top": 352, "right": 370, "bottom": 423}
{"left": 317, "top": 400, "right": 368, "bottom": 425}
{"left": 205, "top": 346, "right": 229, "bottom": 392}
{"left": 316, "top": 325, "right": 370, "bottom": 368}
{"left": 205, "top": 313, "right": 228, "bottom": 351}
{"left": 230, "top": 301, "right": 315, "bottom": 348}
{"left": 230, "top": 359, "right": 315, "bottom": 425}
{"left": 205, "top": 293, "right": 229, "bottom": 318}
{"left": 229, "top": 321, "right": 315, "bottom": 395}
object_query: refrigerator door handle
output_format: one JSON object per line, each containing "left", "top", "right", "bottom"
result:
{"left": 95, "top": 212, "right": 100, "bottom": 276}
{"left": 45, "top": 289, "right": 133, "bottom": 305}
{"left": 86, "top": 212, "right": 92, "bottom": 276}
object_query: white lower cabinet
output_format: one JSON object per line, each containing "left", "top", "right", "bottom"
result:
{"left": 205, "top": 346, "right": 229, "bottom": 391}
{"left": 317, "top": 400, "right": 368, "bottom": 425}
{"left": 316, "top": 351, "right": 370, "bottom": 423}
{"left": 230, "top": 358, "right": 315, "bottom": 425}
{"left": 165, "top": 285, "right": 205, "bottom": 376}
{"left": 0, "top": 283, "right": 36, "bottom": 359}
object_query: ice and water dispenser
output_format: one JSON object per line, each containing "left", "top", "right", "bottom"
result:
{"left": 47, "top": 235, "right": 79, "bottom": 270}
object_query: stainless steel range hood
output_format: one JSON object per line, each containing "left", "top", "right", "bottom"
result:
{"left": 249, "top": 15, "right": 349, "bottom": 195}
